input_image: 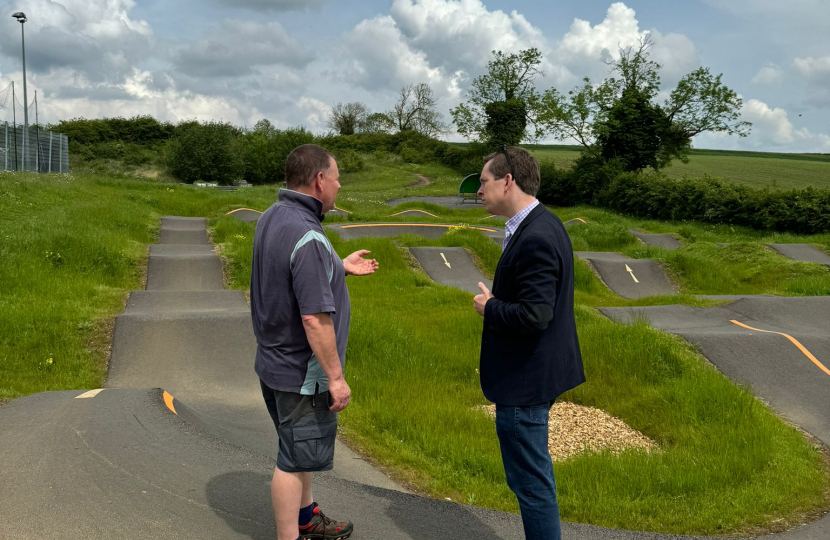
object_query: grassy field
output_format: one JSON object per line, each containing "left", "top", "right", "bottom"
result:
{"left": 526, "top": 145, "right": 830, "bottom": 190}
{"left": 2, "top": 159, "right": 829, "bottom": 535}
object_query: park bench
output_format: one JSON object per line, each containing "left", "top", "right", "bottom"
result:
{"left": 458, "top": 173, "right": 481, "bottom": 203}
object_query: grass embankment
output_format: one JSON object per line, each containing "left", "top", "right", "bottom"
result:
{"left": 3, "top": 159, "right": 829, "bottom": 535}
{"left": 527, "top": 145, "right": 830, "bottom": 190}
{"left": 0, "top": 172, "right": 279, "bottom": 397}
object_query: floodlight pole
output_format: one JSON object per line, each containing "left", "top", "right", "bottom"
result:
{"left": 35, "top": 91, "right": 40, "bottom": 171}
{"left": 12, "top": 81, "right": 18, "bottom": 171}
{"left": 13, "top": 12, "right": 29, "bottom": 171}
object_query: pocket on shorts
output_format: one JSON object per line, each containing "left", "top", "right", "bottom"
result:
{"left": 292, "top": 420, "right": 338, "bottom": 469}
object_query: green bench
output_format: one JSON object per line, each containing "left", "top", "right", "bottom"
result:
{"left": 458, "top": 173, "right": 481, "bottom": 203}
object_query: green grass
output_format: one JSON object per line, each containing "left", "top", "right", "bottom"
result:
{"left": 526, "top": 146, "right": 830, "bottom": 191}
{"left": 0, "top": 172, "right": 282, "bottom": 397}
{"left": 2, "top": 158, "right": 829, "bottom": 536}
{"left": 212, "top": 217, "right": 829, "bottom": 535}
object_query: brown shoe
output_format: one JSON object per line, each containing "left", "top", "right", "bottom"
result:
{"left": 298, "top": 504, "right": 353, "bottom": 539}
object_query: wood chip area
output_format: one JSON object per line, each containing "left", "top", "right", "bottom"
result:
{"left": 480, "top": 402, "right": 656, "bottom": 461}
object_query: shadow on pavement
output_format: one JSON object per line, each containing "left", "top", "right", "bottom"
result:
{"left": 206, "top": 470, "right": 275, "bottom": 540}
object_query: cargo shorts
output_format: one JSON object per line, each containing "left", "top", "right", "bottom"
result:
{"left": 260, "top": 379, "right": 338, "bottom": 473}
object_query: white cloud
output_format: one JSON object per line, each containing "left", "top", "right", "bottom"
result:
{"left": 172, "top": 20, "right": 314, "bottom": 78}
{"left": 793, "top": 56, "right": 830, "bottom": 80}
{"left": 752, "top": 64, "right": 784, "bottom": 86}
{"left": 554, "top": 3, "right": 700, "bottom": 87}
{"left": 696, "top": 98, "right": 830, "bottom": 152}
{"left": 389, "top": 0, "right": 550, "bottom": 74}
{"left": 0, "top": 0, "right": 151, "bottom": 80}
{"left": 295, "top": 97, "right": 330, "bottom": 132}
{"left": 792, "top": 56, "right": 830, "bottom": 108}
{"left": 210, "top": 0, "right": 330, "bottom": 11}
{"left": 341, "top": 15, "right": 446, "bottom": 94}
{"left": 340, "top": 0, "right": 553, "bottom": 98}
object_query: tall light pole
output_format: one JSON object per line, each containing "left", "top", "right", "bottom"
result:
{"left": 12, "top": 12, "right": 28, "bottom": 171}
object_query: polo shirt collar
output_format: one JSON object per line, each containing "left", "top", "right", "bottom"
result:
{"left": 278, "top": 188, "right": 325, "bottom": 221}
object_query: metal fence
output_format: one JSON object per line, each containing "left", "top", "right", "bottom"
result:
{"left": 1, "top": 121, "right": 69, "bottom": 173}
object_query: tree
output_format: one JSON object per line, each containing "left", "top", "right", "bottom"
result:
{"left": 595, "top": 87, "right": 673, "bottom": 171}
{"left": 238, "top": 124, "right": 314, "bottom": 185}
{"left": 362, "top": 112, "right": 395, "bottom": 134}
{"left": 537, "top": 36, "right": 750, "bottom": 170}
{"left": 167, "top": 120, "right": 242, "bottom": 185}
{"left": 327, "top": 102, "right": 370, "bottom": 135}
{"left": 451, "top": 48, "right": 544, "bottom": 146}
{"left": 388, "top": 83, "right": 446, "bottom": 137}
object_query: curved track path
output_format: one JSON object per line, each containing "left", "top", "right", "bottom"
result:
{"left": 1, "top": 217, "right": 828, "bottom": 539}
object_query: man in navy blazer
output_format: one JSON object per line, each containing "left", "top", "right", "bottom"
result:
{"left": 474, "top": 146, "right": 585, "bottom": 540}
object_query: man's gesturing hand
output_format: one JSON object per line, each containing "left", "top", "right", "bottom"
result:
{"left": 474, "top": 282, "right": 492, "bottom": 317}
{"left": 328, "top": 377, "right": 351, "bottom": 412}
{"left": 343, "top": 250, "right": 379, "bottom": 276}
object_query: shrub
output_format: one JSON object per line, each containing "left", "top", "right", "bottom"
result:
{"left": 537, "top": 161, "right": 578, "bottom": 206}
{"left": 594, "top": 172, "right": 830, "bottom": 234}
{"left": 334, "top": 149, "right": 365, "bottom": 173}
{"left": 49, "top": 116, "right": 175, "bottom": 150}
{"left": 167, "top": 121, "right": 242, "bottom": 185}
{"left": 239, "top": 126, "right": 314, "bottom": 185}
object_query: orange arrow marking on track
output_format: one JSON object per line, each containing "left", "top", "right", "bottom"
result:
{"left": 163, "top": 391, "right": 178, "bottom": 414}
{"left": 730, "top": 320, "right": 830, "bottom": 377}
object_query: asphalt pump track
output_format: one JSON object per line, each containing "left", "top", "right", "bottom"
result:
{"left": 767, "top": 244, "right": 830, "bottom": 267}
{"left": 629, "top": 230, "right": 684, "bottom": 251}
{"left": 326, "top": 222, "right": 505, "bottom": 243}
{"left": 2, "top": 218, "right": 829, "bottom": 539}
{"left": 576, "top": 251, "right": 678, "bottom": 299}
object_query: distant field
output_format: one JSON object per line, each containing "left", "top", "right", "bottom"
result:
{"left": 524, "top": 145, "right": 830, "bottom": 191}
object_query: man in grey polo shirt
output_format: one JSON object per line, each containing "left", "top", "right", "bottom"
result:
{"left": 251, "top": 144, "right": 378, "bottom": 540}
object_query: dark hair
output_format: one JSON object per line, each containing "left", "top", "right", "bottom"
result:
{"left": 285, "top": 144, "right": 335, "bottom": 189}
{"left": 484, "top": 146, "right": 541, "bottom": 197}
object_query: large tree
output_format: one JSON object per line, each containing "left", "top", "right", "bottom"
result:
{"left": 451, "top": 48, "right": 544, "bottom": 146}
{"left": 327, "top": 102, "right": 370, "bottom": 135}
{"left": 362, "top": 112, "right": 395, "bottom": 134}
{"left": 387, "top": 83, "right": 446, "bottom": 137}
{"left": 537, "top": 36, "right": 750, "bottom": 170}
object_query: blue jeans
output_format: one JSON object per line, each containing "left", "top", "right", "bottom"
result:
{"left": 495, "top": 402, "right": 560, "bottom": 540}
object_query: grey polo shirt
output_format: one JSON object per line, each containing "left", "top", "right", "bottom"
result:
{"left": 251, "top": 189, "right": 351, "bottom": 395}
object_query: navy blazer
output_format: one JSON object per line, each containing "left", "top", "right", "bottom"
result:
{"left": 480, "top": 204, "right": 585, "bottom": 406}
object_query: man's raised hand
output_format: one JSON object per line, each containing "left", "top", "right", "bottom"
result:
{"left": 343, "top": 250, "right": 379, "bottom": 276}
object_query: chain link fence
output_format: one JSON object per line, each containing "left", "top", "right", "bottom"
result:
{"left": 1, "top": 121, "right": 69, "bottom": 173}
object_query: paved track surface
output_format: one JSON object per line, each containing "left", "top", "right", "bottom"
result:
{"left": 227, "top": 208, "right": 263, "bottom": 223}
{"left": 387, "top": 196, "right": 484, "bottom": 208}
{"left": 389, "top": 209, "right": 441, "bottom": 218}
{"left": 3, "top": 217, "right": 829, "bottom": 539}
{"left": 601, "top": 297, "right": 830, "bottom": 445}
{"left": 327, "top": 222, "right": 505, "bottom": 243}
{"left": 576, "top": 252, "right": 677, "bottom": 299}
{"left": 630, "top": 230, "right": 683, "bottom": 250}
{"left": 768, "top": 244, "right": 830, "bottom": 266}
{"left": 107, "top": 217, "right": 399, "bottom": 490}
{"left": 409, "top": 247, "right": 492, "bottom": 294}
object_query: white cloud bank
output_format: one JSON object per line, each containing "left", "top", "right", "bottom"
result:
{"left": 0, "top": 0, "right": 825, "bottom": 153}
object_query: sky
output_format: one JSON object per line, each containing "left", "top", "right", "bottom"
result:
{"left": 0, "top": 0, "right": 828, "bottom": 153}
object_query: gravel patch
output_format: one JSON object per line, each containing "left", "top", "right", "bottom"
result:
{"left": 480, "top": 402, "right": 657, "bottom": 461}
